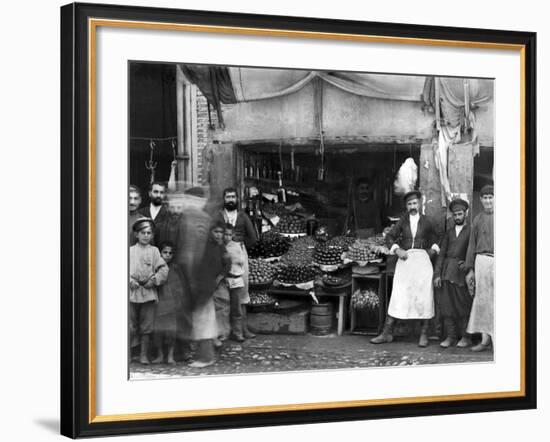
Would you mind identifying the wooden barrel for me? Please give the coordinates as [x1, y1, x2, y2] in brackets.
[310, 302, 333, 335]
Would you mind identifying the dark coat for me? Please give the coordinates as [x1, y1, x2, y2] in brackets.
[214, 210, 258, 249]
[434, 224, 471, 286]
[138, 204, 170, 245]
[385, 213, 438, 251]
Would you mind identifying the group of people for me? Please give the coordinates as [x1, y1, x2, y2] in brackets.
[128, 182, 259, 368]
[371, 185, 495, 352]
[128, 180, 495, 371]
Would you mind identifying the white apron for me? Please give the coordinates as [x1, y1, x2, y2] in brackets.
[467, 254, 494, 335]
[388, 249, 434, 319]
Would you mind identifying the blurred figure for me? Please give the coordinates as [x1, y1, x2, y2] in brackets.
[188, 220, 227, 368]
[349, 178, 382, 238]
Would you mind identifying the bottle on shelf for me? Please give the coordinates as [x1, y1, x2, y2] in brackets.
[277, 171, 287, 204]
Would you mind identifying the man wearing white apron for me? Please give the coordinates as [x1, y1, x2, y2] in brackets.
[371, 190, 440, 347]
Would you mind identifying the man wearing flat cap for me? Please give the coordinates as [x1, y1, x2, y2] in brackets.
[371, 189, 440, 347]
[433, 198, 473, 348]
[464, 184, 495, 352]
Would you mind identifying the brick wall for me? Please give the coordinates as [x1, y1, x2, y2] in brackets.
[195, 89, 232, 185]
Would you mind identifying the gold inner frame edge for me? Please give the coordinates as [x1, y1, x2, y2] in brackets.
[87, 18, 527, 423]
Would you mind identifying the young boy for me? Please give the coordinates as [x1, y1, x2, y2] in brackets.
[152, 241, 185, 365]
[223, 223, 254, 342]
[129, 218, 168, 365]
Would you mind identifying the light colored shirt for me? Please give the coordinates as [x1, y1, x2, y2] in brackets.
[409, 212, 420, 238]
[149, 203, 161, 220]
[224, 209, 238, 227]
[129, 243, 168, 303]
[455, 224, 465, 236]
[390, 213, 440, 254]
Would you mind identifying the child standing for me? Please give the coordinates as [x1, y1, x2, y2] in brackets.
[223, 223, 253, 342]
[129, 218, 168, 365]
[152, 241, 185, 365]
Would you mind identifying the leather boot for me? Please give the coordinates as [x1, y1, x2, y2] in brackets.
[440, 318, 458, 348]
[242, 306, 256, 339]
[370, 315, 394, 344]
[418, 320, 429, 348]
[139, 334, 151, 365]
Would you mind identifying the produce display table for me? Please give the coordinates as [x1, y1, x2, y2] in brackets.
[267, 286, 351, 336]
[350, 268, 388, 335]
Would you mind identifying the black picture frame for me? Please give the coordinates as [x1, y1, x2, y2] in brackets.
[61, 2, 537, 438]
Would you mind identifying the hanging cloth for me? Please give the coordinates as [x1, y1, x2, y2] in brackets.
[168, 139, 177, 191]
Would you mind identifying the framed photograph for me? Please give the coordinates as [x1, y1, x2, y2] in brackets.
[60, 2, 536, 438]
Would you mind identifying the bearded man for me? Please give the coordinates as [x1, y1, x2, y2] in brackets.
[138, 181, 169, 245]
[213, 187, 258, 340]
[370, 190, 440, 347]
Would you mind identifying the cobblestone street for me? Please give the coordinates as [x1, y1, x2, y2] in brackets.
[130, 333, 493, 379]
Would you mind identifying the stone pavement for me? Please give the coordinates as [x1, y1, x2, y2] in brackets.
[130, 333, 493, 379]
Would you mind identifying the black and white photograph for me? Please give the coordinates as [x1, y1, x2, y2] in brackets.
[128, 63, 495, 379]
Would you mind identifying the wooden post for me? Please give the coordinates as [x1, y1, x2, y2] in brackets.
[176, 65, 186, 187]
[448, 142, 475, 221]
[419, 142, 447, 236]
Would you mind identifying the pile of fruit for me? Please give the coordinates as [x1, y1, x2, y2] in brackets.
[345, 239, 383, 262]
[351, 288, 380, 310]
[313, 243, 344, 266]
[248, 258, 278, 285]
[275, 214, 306, 234]
[327, 236, 356, 251]
[249, 290, 277, 306]
[248, 231, 290, 258]
[280, 236, 316, 266]
[276, 264, 317, 285]
[261, 203, 288, 218]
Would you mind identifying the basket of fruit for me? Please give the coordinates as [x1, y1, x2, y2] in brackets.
[275, 214, 307, 236]
[248, 258, 278, 288]
[313, 243, 344, 271]
[280, 236, 315, 266]
[249, 289, 278, 308]
[248, 231, 290, 259]
[275, 264, 318, 289]
[342, 238, 386, 266]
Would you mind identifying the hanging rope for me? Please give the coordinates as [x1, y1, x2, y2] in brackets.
[145, 140, 157, 184]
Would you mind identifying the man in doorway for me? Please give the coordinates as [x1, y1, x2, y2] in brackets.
[138, 181, 169, 244]
[370, 190, 439, 347]
[213, 187, 258, 340]
[350, 178, 382, 237]
[129, 185, 143, 246]
[433, 198, 473, 348]
[464, 185, 495, 352]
